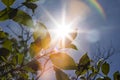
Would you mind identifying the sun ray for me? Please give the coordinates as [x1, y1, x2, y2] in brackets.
[41, 7, 59, 27]
[41, 4, 80, 48]
[61, 3, 66, 25]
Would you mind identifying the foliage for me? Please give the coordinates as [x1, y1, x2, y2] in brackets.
[0, 0, 37, 27]
[0, 0, 120, 80]
[50, 52, 77, 70]
[0, 30, 34, 79]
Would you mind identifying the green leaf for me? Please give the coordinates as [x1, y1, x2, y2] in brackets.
[1, 0, 15, 7]
[66, 44, 78, 50]
[13, 9, 33, 27]
[104, 77, 111, 80]
[76, 53, 90, 76]
[75, 68, 87, 76]
[0, 48, 10, 60]
[17, 53, 24, 65]
[12, 56, 17, 65]
[89, 66, 97, 73]
[50, 53, 77, 70]
[22, 2, 37, 13]
[0, 8, 9, 21]
[97, 77, 111, 80]
[1, 77, 6, 80]
[113, 71, 120, 80]
[0, 56, 7, 62]
[79, 53, 90, 67]
[23, 66, 35, 73]
[80, 76, 86, 80]
[3, 39, 12, 51]
[101, 62, 110, 75]
[96, 78, 104, 80]
[26, 0, 39, 2]
[97, 59, 103, 72]
[19, 73, 29, 79]
[54, 67, 70, 80]
[0, 31, 8, 39]
[75, 70, 80, 76]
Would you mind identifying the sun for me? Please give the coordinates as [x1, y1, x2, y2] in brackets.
[51, 20, 78, 48]
[54, 23, 73, 40]
[42, 5, 79, 47]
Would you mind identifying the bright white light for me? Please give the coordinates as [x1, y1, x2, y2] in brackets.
[42, 4, 79, 47]
[54, 23, 73, 40]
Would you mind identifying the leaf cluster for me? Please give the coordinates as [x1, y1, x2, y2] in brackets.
[0, 30, 36, 79]
[0, 0, 38, 27]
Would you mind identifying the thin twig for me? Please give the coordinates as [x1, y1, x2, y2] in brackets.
[36, 58, 50, 80]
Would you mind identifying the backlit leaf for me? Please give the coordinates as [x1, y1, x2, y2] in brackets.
[70, 28, 77, 40]
[13, 10, 33, 27]
[66, 44, 78, 50]
[101, 62, 110, 75]
[33, 22, 49, 40]
[27, 60, 41, 71]
[29, 42, 42, 57]
[30, 22, 51, 57]
[50, 52, 77, 70]
[1, 0, 15, 7]
[60, 28, 77, 48]
[54, 67, 70, 80]
[33, 23, 51, 47]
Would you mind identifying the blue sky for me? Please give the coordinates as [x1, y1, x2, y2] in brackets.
[0, 0, 120, 79]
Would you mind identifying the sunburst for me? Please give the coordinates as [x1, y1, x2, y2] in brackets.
[42, 5, 79, 48]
